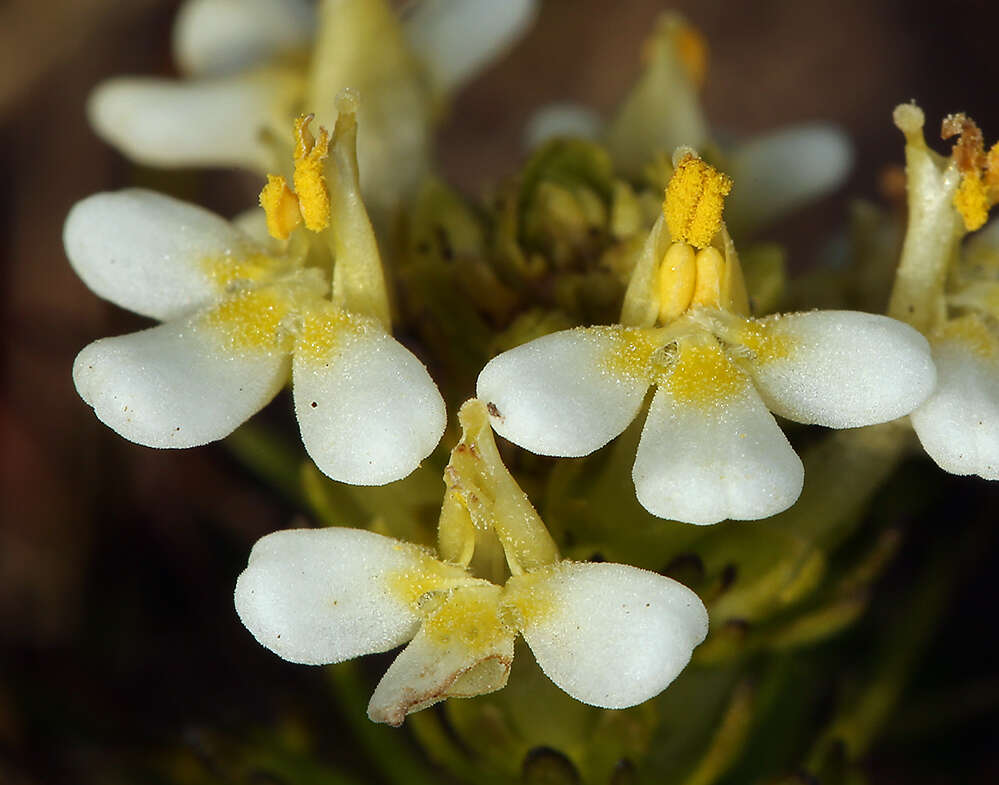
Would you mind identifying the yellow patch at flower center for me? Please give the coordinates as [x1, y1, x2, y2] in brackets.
[201, 251, 276, 291]
[736, 318, 795, 364]
[664, 341, 745, 406]
[294, 305, 364, 363]
[204, 287, 296, 353]
[422, 587, 509, 655]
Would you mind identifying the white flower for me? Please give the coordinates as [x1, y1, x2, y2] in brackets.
[234, 400, 708, 725]
[888, 105, 999, 480]
[68, 108, 445, 486]
[88, 0, 538, 214]
[476, 154, 935, 524]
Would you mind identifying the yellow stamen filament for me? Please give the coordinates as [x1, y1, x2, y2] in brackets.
[663, 154, 732, 249]
[292, 114, 331, 232]
[942, 113, 999, 231]
[258, 175, 301, 241]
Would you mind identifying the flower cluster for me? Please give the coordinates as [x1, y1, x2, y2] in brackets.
[65, 0, 998, 739]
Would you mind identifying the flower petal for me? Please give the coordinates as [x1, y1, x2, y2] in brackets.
[173, 0, 314, 77]
[476, 327, 652, 457]
[87, 68, 301, 170]
[633, 350, 803, 524]
[726, 124, 853, 231]
[403, 0, 538, 96]
[293, 318, 446, 486]
[744, 311, 936, 428]
[65, 189, 265, 320]
[911, 332, 999, 480]
[511, 562, 708, 709]
[235, 528, 445, 666]
[73, 303, 290, 448]
[367, 584, 513, 726]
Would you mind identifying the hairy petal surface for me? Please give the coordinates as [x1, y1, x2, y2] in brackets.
[293, 319, 446, 486]
[73, 312, 289, 449]
[476, 327, 652, 458]
[64, 189, 261, 320]
[746, 311, 936, 428]
[512, 562, 708, 709]
[912, 334, 999, 480]
[235, 528, 440, 665]
[367, 585, 513, 726]
[174, 0, 314, 77]
[634, 359, 803, 524]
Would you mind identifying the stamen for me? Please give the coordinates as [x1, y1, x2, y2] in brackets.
[292, 114, 331, 232]
[663, 153, 732, 250]
[942, 113, 998, 231]
[258, 174, 301, 241]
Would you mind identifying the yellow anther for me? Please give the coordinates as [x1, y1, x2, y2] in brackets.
[690, 247, 726, 309]
[259, 175, 302, 241]
[658, 242, 697, 322]
[663, 154, 732, 249]
[942, 113, 998, 231]
[292, 114, 331, 232]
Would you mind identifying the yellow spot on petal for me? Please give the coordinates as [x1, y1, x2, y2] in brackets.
[200, 251, 276, 291]
[292, 114, 331, 233]
[663, 340, 746, 407]
[664, 154, 732, 249]
[259, 175, 301, 241]
[203, 287, 297, 353]
[936, 314, 998, 360]
[736, 317, 795, 364]
[386, 551, 468, 609]
[294, 302, 366, 363]
[595, 326, 661, 383]
[502, 569, 559, 631]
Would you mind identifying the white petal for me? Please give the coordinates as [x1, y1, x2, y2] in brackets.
[512, 562, 708, 709]
[912, 336, 999, 480]
[727, 124, 853, 230]
[634, 374, 803, 525]
[65, 189, 263, 320]
[73, 310, 289, 448]
[367, 585, 514, 726]
[523, 102, 604, 150]
[403, 0, 538, 95]
[235, 528, 439, 666]
[87, 68, 299, 170]
[746, 311, 936, 428]
[293, 321, 446, 486]
[476, 327, 652, 458]
[174, 0, 314, 77]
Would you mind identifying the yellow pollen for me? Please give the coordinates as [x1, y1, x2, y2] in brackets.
[663, 340, 745, 407]
[663, 154, 732, 249]
[942, 113, 999, 231]
[259, 175, 301, 241]
[736, 317, 795, 364]
[259, 114, 332, 240]
[292, 114, 331, 232]
[295, 303, 364, 363]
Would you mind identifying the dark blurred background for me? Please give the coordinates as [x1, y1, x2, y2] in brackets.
[2, 1, 999, 783]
